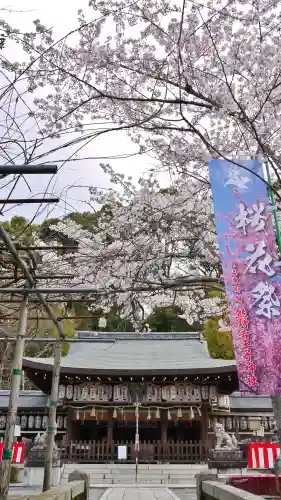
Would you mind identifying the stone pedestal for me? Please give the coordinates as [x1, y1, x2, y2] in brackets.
[208, 448, 247, 473]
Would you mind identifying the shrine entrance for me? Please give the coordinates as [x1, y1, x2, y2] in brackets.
[113, 420, 161, 442]
[167, 419, 201, 441]
[70, 419, 108, 441]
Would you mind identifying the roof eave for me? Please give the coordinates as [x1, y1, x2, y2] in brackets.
[22, 358, 237, 375]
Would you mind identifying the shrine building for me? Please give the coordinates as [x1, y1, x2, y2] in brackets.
[1, 331, 275, 463]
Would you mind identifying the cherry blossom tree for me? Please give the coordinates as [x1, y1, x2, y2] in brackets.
[5, 0, 280, 191]
[34, 171, 225, 326]
[3, 0, 281, 323]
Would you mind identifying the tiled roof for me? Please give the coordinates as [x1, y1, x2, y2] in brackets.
[0, 390, 48, 409]
[23, 332, 236, 375]
[230, 392, 273, 411]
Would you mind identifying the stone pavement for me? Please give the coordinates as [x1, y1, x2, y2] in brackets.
[99, 487, 185, 500]
[8, 486, 196, 500]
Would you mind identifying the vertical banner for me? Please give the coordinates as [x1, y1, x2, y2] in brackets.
[209, 159, 281, 395]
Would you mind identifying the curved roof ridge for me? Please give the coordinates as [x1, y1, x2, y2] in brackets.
[77, 331, 203, 341]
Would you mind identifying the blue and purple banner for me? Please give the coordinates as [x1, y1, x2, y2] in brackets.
[209, 159, 281, 395]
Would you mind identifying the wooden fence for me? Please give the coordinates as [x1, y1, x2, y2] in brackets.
[59, 440, 209, 464]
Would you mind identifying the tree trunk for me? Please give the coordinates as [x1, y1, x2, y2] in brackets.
[0, 295, 28, 500]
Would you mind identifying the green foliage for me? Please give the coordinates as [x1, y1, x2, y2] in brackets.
[66, 211, 100, 230]
[2, 216, 38, 244]
[71, 302, 133, 332]
[145, 306, 200, 332]
[38, 217, 60, 239]
[204, 316, 234, 360]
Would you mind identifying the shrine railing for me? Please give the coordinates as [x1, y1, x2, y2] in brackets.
[59, 440, 209, 464]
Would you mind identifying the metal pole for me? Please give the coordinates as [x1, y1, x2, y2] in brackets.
[0, 246, 78, 251]
[0, 293, 28, 500]
[0, 275, 75, 280]
[264, 161, 281, 476]
[0, 299, 97, 303]
[0, 224, 64, 339]
[0, 337, 115, 343]
[0, 198, 60, 204]
[43, 342, 61, 492]
[0, 288, 102, 294]
[0, 165, 57, 175]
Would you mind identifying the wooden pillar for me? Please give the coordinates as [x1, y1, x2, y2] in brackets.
[161, 409, 168, 443]
[107, 409, 114, 443]
[67, 407, 75, 441]
[201, 405, 209, 446]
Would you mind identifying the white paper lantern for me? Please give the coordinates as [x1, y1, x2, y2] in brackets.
[74, 385, 81, 401]
[35, 415, 42, 429]
[239, 417, 248, 431]
[0, 416, 6, 429]
[66, 385, 74, 400]
[209, 385, 218, 403]
[28, 415, 35, 429]
[58, 385, 66, 399]
[57, 416, 63, 428]
[81, 386, 89, 400]
[194, 386, 201, 402]
[201, 386, 209, 400]
[42, 416, 48, 429]
[90, 385, 97, 401]
[20, 415, 27, 429]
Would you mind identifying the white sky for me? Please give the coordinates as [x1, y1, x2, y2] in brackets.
[0, 0, 152, 222]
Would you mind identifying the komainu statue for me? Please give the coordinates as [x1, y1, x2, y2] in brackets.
[214, 423, 238, 449]
[33, 430, 57, 450]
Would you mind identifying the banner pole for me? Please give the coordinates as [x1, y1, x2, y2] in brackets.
[264, 161, 281, 484]
[265, 161, 281, 254]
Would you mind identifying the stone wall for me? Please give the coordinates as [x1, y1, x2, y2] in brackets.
[8, 480, 87, 500]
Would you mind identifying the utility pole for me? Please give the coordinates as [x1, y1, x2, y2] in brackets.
[43, 342, 61, 492]
[0, 293, 28, 500]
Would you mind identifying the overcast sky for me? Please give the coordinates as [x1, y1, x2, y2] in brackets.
[0, 0, 151, 223]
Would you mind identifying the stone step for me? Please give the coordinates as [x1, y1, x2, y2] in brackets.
[63, 463, 206, 470]
[63, 469, 201, 476]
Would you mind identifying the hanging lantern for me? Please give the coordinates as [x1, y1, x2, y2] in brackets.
[177, 408, 182, 419]
[167, 409, 171, 421]
[91, 407, 96, 417]
[113, 408, 117, 419]
[75, 410, 80, 420]
[147, 408, 151, 420]
[57, 416, 63, 429]
[35, 415, 42, 429]
[156, 408, 160, 419]
[190, 407, 194, 419]
[42, 416, 48, 429]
